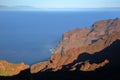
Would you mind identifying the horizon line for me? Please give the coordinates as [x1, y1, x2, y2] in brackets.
[0, 7, 120, 11]
[0, 5, 120, 9]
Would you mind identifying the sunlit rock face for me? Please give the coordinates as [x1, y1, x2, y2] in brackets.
[54, 18, 120, 54]
[0, 60, 29, 76]
[31, 18, 120, 73]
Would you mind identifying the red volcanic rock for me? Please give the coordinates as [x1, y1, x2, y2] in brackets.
[54, 28, 90, 54]
[31, 61, 49, 73]
[80, 59, 109, 71]
[0, 60, 29, 76]
[31, 18, 120, 73]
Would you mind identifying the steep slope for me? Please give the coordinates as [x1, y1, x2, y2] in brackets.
[31, 18, 120, 73]
[31, 39, 120, 80]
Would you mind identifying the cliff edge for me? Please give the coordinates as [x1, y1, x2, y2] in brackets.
[31, 18, 120, 73]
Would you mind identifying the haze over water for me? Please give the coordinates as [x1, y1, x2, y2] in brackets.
[0, 9, 120, 65]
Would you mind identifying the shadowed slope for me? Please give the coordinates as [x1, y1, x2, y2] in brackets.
[31, 18, 120, 72]
[31, 40, 120, 80]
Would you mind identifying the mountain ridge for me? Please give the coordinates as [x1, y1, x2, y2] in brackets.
[31, 18, 120, 73]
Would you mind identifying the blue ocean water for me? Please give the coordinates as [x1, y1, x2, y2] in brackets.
[0, 9, 120, 65]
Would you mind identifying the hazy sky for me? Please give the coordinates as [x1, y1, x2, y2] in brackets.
[0, 0, 120, 8]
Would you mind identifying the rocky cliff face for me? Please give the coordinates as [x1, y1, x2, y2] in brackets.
[31, 18, 120, 73]
[54, 18, 120, 54]
[0, 60, 29, 76]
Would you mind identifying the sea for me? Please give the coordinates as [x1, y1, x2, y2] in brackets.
[0, 8, 120, 65]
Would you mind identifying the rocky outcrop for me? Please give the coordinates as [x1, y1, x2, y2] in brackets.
[31, 61, 48, 73]
[0, 60, 29, 76]
[31, 18, 120, 73]
[80, 59, 109, 71]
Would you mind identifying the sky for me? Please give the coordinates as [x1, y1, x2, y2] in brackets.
[0, 0, 120, 8]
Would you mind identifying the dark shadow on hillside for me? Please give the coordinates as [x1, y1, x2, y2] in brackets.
[0, 69, 31, 80]
[1, 40, 120, 80]
[31, 39, 120, 80]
